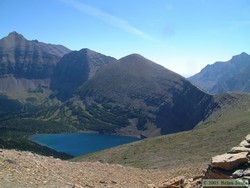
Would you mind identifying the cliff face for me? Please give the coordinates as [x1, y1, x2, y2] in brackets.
[0, 31, 71, 79]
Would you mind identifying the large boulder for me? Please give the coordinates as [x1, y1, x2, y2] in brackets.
[232, 169, 244, 178]
[211, 152, 248, 170]
[204, 134, 250, 181]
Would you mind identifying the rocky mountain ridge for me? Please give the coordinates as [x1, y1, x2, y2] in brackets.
[189, 52, 250, 94]
[0, 31, 71, 95]
[0, 31, 71, 78]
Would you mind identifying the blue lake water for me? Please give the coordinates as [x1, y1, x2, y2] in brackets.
[29, 133, 140, 157]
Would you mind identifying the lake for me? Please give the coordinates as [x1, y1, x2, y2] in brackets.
[29, 133, 140, 157]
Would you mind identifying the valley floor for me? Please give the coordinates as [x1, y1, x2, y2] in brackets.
[0, 149, 204, 188]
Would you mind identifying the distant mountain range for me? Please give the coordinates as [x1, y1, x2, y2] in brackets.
[189, 52, 250, 94]
[1, 31, 250, 142]
[0, 31, 221, 140]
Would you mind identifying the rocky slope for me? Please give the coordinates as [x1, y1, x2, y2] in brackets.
[204, 134, 250, 182]
[0, 31, 70, 79]
[189, 52, 250, 94]
[0, 31, 71, 95]
[0, 149, 173, 188]
[149, 133, 250, 188]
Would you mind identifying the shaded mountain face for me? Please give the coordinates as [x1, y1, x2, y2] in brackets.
[51, 48, 117, 101]
[78, 54, 216, 136]
[0, 31, 71, 79]
[189, 52, 250, 94]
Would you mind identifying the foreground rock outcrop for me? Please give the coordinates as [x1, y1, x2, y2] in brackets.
[204, 134, 250, 180]
[158, 134, 250, 188]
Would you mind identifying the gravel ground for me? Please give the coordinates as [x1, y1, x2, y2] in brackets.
[0, 149, 179, 188]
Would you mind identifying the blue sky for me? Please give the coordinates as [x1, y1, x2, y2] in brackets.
[1, 0, 250, 77]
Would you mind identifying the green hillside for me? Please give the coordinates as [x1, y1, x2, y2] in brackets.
[73, 93, 250, 176]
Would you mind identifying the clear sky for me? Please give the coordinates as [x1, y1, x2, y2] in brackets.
[1, 0, 250, 77]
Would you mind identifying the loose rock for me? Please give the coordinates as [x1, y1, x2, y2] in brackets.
[160, 176, 185, 188]
[240, 140, 250, 148]
[243, 168, 250, 176]
[211, 152, 248, 170]
[0, 149, 173, 188]
[73, 184, 83, 188]
[204, 134, 250, 182]
[148, 183, 156, 188]
[204, 165, 232, 179]
[232, 169, 244, 178]
[245, 134, 250, 142]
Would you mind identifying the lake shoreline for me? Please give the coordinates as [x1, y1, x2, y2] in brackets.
[29, 133, 141, 157]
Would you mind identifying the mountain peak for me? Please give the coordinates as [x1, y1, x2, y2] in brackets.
[79, 48, 92, 53]
[119, 53, 169, 73]
[240, 52, 249, 56]
[230, 52, 250, 63]
[0, 31, 71, 79]
[8, 31, 20, 36]
[79, 48, 99, 56]
[119, 53, 145, 61]
[189, 52, 250, 94]
[78, 48, 109, 57]
[7, 31, 26, 40]
[126, 53, 144, 58]
[233, 52, 249, 58]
